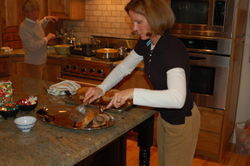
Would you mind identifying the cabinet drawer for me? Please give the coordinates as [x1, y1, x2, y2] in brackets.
[196, 130, 221, 154]
[199, 107, 223, 133]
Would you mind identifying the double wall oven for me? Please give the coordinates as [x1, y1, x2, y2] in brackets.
[169, 0, 235, 110]
[182, 38, 231, 110]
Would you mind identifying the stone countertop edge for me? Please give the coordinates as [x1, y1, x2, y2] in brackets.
[0, 107, 155, 166]
[0, 75, 155, 166]
[0, 49, 66, 59]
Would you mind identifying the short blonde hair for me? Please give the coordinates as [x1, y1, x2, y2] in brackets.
[22, 0, 40, 13]
[125, 0, 175, 36]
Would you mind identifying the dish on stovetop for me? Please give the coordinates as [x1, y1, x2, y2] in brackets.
[36, 107, 114, 130]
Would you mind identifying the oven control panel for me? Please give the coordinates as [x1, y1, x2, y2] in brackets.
[61, 57, 114, 81]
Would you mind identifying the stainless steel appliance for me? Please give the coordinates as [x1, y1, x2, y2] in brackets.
[61, 36, 137, 87]
[170, 0, 235, 38]
[181, 37, 231, 110]
[61, 55, 116, 86]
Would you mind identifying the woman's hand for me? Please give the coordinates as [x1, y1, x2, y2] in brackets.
[46, 33, 56, 41]
[46, 16, 58, 22]
[106, 88, 134, 109]
[83, 87, 104, 104]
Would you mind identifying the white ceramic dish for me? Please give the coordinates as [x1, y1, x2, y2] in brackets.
[14, 116, 37, 132]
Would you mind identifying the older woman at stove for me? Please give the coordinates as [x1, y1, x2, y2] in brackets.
[19, 0, 58, 79]
[82, 0, 200, 166]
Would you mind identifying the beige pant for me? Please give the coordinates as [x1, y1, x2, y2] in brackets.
[20, 63, 48, 80]
[157, 104, 200, 166]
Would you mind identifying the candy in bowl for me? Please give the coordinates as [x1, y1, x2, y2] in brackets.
[17, 96, 38, 112]
[0, 103, 19, 119]
[14, 116, 37, 132]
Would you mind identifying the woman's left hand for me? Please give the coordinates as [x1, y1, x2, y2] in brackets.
[106, 88, 134, 109]
[46, 16, 58, 22]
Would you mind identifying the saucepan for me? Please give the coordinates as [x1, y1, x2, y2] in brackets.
[94, 48, 121, 60]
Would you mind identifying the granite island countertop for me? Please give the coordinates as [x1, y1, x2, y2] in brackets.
[0, 76, 155, 166]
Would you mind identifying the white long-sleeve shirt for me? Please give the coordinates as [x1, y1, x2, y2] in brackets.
[97, 50, 186, 109]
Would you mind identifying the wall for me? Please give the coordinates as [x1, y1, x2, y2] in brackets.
[0, 0, 4, 46]
[233, 1, 250, 142]
[62, 0, 134, 43]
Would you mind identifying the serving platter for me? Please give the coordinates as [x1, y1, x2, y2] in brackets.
[36, 107, 114, 130]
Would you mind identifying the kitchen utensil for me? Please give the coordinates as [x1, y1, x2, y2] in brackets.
[53, 44, 71, 56]
[36, 107, 55, 122]
[70, 43, 96, 56]
[95, 48, 122, 60]
[64, 90, 85, 106]
[14, 116, 37, 132]
[99, 105, 107, 113]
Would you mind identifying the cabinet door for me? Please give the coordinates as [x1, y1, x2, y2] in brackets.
[0, 57, 10, 74]
[48, 0, 85, 20]
[48, 0, 70, 19]
[5, 0, 25, 27]
[46, 58, 62, 82]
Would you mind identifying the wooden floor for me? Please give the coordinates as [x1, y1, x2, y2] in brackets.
[126, 139, 250, 166]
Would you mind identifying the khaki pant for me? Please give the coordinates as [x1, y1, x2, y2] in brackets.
[157, 104, 200, 166]
[20, 63, 48, 80]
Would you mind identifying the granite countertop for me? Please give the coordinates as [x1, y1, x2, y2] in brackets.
[0, 49, 66, 59]
[0, 49, 145, 70]
[0, 76, 155, 166]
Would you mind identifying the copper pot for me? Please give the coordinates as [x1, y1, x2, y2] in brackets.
[95, 48, 121, 60]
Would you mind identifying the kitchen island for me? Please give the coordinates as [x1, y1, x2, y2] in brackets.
[0, 76, 155, 166]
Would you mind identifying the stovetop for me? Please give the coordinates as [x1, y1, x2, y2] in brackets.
[69, 54, 122, 64]
[61, 54, 121, 81]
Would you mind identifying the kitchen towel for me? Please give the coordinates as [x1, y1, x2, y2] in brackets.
[47, 80, 81, 96]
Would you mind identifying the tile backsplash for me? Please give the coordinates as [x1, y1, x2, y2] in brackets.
[63, 0, 136, 44]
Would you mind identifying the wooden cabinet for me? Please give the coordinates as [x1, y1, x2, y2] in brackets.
[48, 0, 85, 20]
[0, 57, 10, 75]
[3, 0, 25, 27]
[2, 0, 47, 27]
[2, 26, 22, 49]
[8, 56, 24, 76]
[115, 69, 151, 90]
[1, 0, 47, 48]
[195, 107, 224, 161]
[46, 57, 62, 82]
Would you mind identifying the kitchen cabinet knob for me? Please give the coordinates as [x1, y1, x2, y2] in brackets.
[81, 68, 87, 72]
[73, 65, 78, 71]
[65, 64, 71, 71]
[97, 69, 104, 74]
[90, 68, 95, 73]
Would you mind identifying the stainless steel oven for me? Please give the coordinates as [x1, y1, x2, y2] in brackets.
[170, 0, 235, 38]
[189, 52, 229, 110]
[179, 37, 231, 110]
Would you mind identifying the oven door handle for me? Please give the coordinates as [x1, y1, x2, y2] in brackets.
[189, 56, 206, 60]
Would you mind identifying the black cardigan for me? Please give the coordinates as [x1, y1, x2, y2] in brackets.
[134, 31, 193, 125]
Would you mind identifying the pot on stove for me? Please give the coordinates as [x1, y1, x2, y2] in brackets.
[95, 48, 122, 60]
[70, 43, 96, 56]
